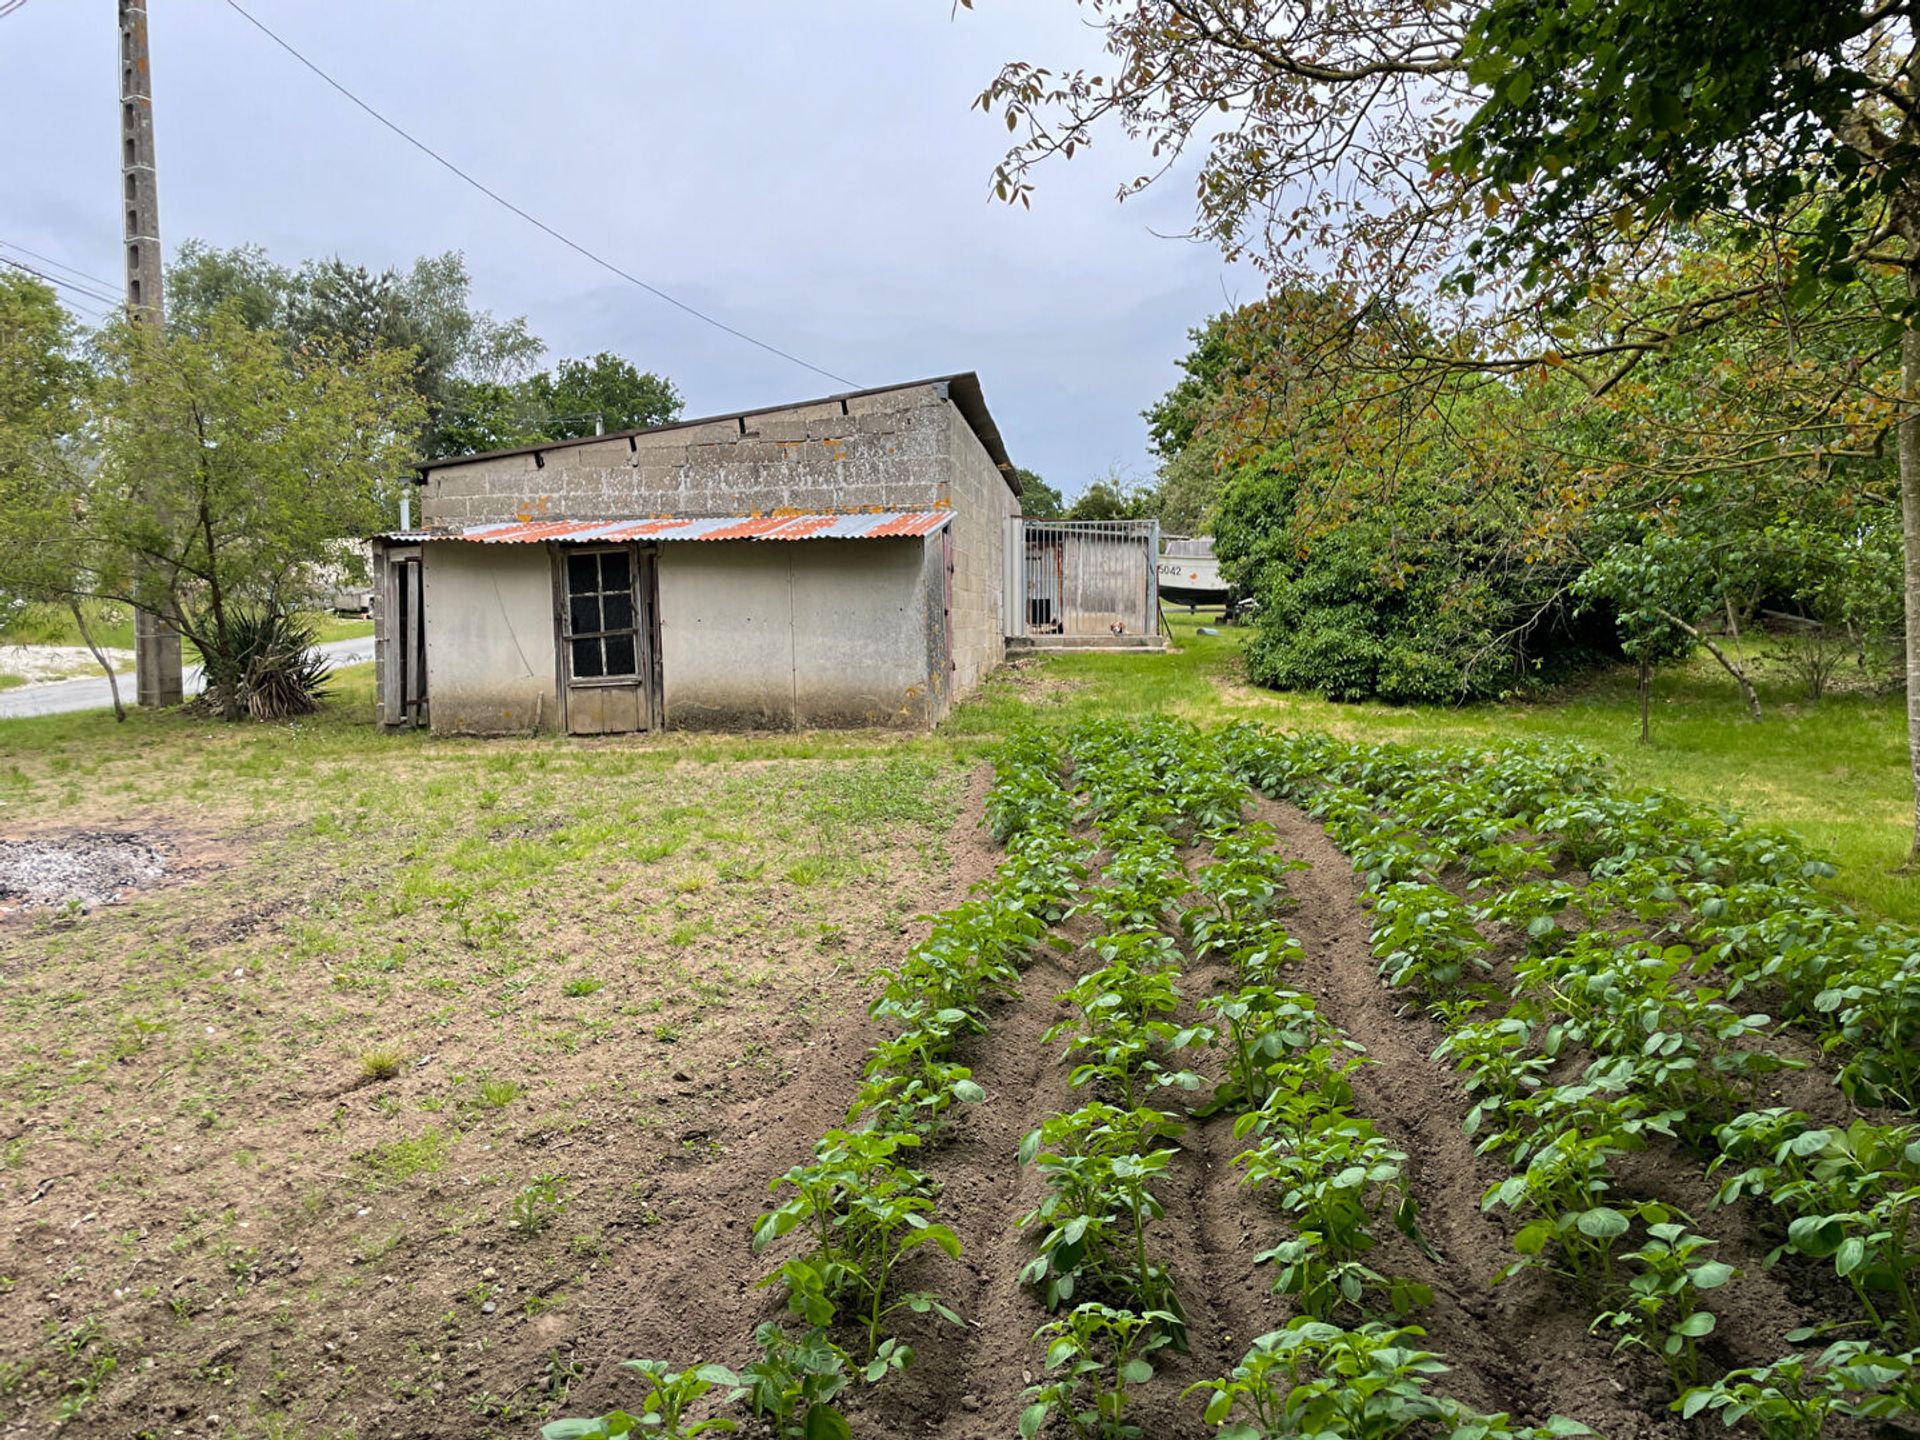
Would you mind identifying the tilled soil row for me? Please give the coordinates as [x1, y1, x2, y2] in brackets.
[1257, 791, 1832, 1440]
[571, 773, 1792, 1440]
[561, 763, 1006, 1434]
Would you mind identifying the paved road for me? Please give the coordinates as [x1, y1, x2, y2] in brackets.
[0, 636, 376, 720]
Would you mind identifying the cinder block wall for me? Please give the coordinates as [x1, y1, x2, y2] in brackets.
[940, 402, 1017, 697]
[419, 385, 955, 526]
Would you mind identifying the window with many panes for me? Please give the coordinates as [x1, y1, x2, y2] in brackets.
[565, 548, 638, 680]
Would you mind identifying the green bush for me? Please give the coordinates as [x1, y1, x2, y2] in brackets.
[197, 605, 331, 720]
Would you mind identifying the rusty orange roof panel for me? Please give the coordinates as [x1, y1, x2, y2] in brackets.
[443, 512, 955, 545]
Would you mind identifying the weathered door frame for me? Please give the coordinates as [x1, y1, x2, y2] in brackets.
[379, 545, 427, 728]
[550, 541, 662, 735]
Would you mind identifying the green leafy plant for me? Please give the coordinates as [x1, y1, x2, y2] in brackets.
[735, 1322, 852, 1440]
[1676, 1342, 1917, 1440]
[540, 1359, 740, 1438]
[753, 1129, 964, 1360]
[1590, 1216, 1737, 1394]
[1185, 1320, 1595, 1440]
[511, 1173, 569, 1236]
[1019, 1303, 1178, 1440]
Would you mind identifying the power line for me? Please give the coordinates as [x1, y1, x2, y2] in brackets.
[0, 256, 119, 319]
[221, 0, 863, 391]
[0, 1, 35, 19]
[0, 238, 119, 292]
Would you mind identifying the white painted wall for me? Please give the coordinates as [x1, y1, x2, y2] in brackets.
[658, 539, 937, 729]
[422, 542, 558, 734]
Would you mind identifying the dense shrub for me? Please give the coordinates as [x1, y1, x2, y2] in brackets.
[196, 605, 331, 720]
[1236, 506, 1597, 705]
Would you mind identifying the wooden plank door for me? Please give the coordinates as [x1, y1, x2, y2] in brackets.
[557, 544, 656, 736]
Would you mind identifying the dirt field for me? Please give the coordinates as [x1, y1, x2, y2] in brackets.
[0, 731, 968, 1439]
[541, 790, 1855, 1440]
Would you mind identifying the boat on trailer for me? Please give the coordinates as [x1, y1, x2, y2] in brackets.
[1157, 536, 1230, 608]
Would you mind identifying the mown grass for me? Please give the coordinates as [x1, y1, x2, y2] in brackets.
[0, 599, 372, 654]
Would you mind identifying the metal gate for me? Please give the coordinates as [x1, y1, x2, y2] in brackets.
[1003, 519, 1159, 638]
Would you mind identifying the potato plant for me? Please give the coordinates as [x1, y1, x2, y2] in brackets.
[1185, 1320, 1596, 1440]
[1590, 1217, 1737, 1395]
[1019, 1303, 1179, 1440]
[540, 1359, 742, 1439]
[1677, 1342, 1920, 1440]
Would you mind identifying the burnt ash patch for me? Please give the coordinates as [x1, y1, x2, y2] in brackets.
[0, 831, 166, 911]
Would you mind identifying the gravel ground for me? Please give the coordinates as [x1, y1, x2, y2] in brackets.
[0, 643, 134, 684]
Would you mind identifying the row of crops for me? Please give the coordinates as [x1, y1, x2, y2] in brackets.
[1218, 723, 1920, 1436]
[1013, 720, 1595, 1439]
[547, 716, 1920, 1438]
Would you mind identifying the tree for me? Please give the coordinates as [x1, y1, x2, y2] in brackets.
[1576, 532, 1765, 734]
[0, 273, 125, 717]
[168, 242, 544, 457]
[0, 303, 423, 719]
[519, 353, 682, 441]
[974, 0, 1920, 859]
[1015, 467, 1066, 519]
[1067, 472, 1154, 521]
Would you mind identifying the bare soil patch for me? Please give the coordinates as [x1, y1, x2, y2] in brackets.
[0, 751, 964, 1439]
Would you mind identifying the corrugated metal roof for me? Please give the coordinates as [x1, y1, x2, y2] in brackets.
[427, 511, 955, 545]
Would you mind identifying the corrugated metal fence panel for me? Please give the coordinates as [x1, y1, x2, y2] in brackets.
[1011, 520, 1156, 638]
[1004, 517, 1027, 638]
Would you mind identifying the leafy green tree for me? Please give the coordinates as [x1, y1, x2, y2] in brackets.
[0, 302, 423, 719]
[974, 0, 1920, 855]
[518, 353, 681, 441]
[168, 242, 544, 456]
[0, 272, 126, 715]
[1015, 467, 1065, 519]
[427, 379, 548, 457]
[1067, 473, 1153, 521]
[1150, 444, 1224, 536]
[1576, 533, 1761, 739]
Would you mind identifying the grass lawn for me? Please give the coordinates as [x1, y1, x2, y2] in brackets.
[0, 600, 373, 657]
[0, 614, 1911, 1435]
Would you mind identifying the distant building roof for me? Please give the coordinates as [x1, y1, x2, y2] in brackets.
[413, 372, 1019, 495]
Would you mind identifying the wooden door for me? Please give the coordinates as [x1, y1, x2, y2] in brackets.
[556, 544, 657, 736]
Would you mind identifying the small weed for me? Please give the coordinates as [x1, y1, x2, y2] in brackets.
[361, 1127, 452, 1184]
[509, 1173, 568, 1236]
[561, 977, 604, 998]
[358, 1047, 404, 1082]
[477, 1079, 524, 1109]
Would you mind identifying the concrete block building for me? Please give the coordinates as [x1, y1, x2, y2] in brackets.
[372, 374, 1020, 735]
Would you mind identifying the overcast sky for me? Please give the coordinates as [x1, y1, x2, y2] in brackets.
[1, 1, 1257, 497]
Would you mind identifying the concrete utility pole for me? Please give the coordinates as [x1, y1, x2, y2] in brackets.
[121, 0, 183, 706]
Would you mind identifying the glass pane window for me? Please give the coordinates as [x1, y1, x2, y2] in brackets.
[564, 546, 640, 680]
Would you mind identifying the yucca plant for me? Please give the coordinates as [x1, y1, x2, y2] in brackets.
[196, 603, 331, 720]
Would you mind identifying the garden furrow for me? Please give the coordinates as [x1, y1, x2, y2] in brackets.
[1258, 791, 1688, 1439]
